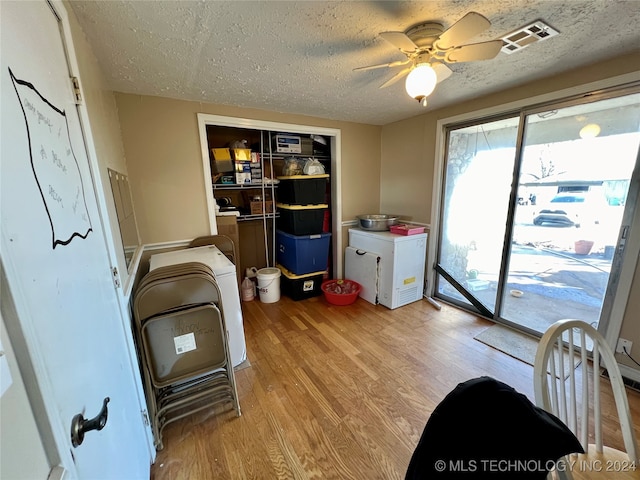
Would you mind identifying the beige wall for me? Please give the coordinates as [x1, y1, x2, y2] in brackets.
[381, 116, 436, 223]
[618, 231, 640, 371]
[67, 0, 137, 281]
[114, 94, 382, 246]
[379, 53, 640, 373]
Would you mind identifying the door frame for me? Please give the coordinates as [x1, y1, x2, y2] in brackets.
[427, 71, 640, 353]
[1, 0, 155, 474]
[196, 113, 343, 277]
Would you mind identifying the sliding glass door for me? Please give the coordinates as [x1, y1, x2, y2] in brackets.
[436, 115, 520, 317]
[435, 88, 640, 336]
[503, 94, 639, 334]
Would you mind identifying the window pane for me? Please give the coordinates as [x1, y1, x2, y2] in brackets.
[437, 116, 520, 312]
[504, 93, 640, 333]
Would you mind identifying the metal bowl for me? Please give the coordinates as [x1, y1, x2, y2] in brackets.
[357, 214, 399, 231]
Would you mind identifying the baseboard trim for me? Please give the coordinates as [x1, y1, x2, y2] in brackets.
[619, 364, 640, 389]
[142, 239, 191, 251]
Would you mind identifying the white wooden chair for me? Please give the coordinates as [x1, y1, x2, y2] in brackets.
[534, 319, 639, 479]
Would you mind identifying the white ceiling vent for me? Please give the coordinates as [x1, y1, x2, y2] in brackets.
[500, 20, 559, 54]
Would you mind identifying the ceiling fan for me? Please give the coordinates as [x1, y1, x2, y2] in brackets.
[355, 12, 503, 106]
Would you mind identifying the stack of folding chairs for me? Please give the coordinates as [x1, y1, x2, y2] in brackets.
[133, 261, 241, 450]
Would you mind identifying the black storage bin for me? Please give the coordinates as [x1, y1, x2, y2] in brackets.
[277, 203, 327, 235]
[277, 174, 329, 205]
[278, 265, 325, 301]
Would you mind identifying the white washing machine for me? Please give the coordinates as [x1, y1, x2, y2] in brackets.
[149, 245, 247, 367]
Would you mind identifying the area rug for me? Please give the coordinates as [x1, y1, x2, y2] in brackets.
[475, 324, 580, 377]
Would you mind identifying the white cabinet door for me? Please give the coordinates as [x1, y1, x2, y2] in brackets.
[1, 1, 150, 478]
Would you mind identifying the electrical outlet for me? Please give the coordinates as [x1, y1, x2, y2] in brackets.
[616, 338, 633, 354]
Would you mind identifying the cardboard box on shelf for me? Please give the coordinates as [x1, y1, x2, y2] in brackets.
[234, 161, 251, 184]
[211, 148, 233, 173]
[301, 137, 313, 155]
[212, 148, 231, 161]
[250, 201, 274, 215]
[273, 134, 302, 154]
[242, 189, 271, 201]
[232, 148, 252, 161]
[250, 164, 262, 182]
[241, 189, 273, 214]
[235, 172, 251, 184]
[235, 161, 251, 173]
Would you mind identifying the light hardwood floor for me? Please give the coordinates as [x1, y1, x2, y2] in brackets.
[150, 295, 640, 480]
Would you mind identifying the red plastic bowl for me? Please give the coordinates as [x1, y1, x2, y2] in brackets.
[321, 279, 361, 306]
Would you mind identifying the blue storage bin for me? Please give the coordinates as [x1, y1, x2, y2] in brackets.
[277, 230, 331, 275]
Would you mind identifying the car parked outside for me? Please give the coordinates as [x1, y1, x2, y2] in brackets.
[532, 192, 608, 227]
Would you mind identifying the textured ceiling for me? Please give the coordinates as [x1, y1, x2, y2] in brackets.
[69, 0, 640, 125]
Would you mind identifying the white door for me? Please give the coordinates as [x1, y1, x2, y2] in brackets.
[1, 1, 150, 478]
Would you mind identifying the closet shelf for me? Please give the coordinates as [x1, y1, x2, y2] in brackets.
[213, 183, 278, 190]
[237, 213, 279, 222]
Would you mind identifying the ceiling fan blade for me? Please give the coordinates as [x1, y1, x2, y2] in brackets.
[435, 12, 491, 50]
[445, 40, 503, 63]
[432, 63, 453, 83]
[353, 59, 410, 71]
[379, 67, 412, 88]
[379, 31, 418, 52]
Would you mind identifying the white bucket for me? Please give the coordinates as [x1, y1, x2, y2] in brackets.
[257, 267, 281, 303]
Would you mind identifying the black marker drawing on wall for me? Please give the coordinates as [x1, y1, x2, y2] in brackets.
[9, 68, 92, 249]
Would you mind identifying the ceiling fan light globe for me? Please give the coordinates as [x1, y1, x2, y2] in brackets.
[405, 64, 437, 101]
[580, 123, 601, 139]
